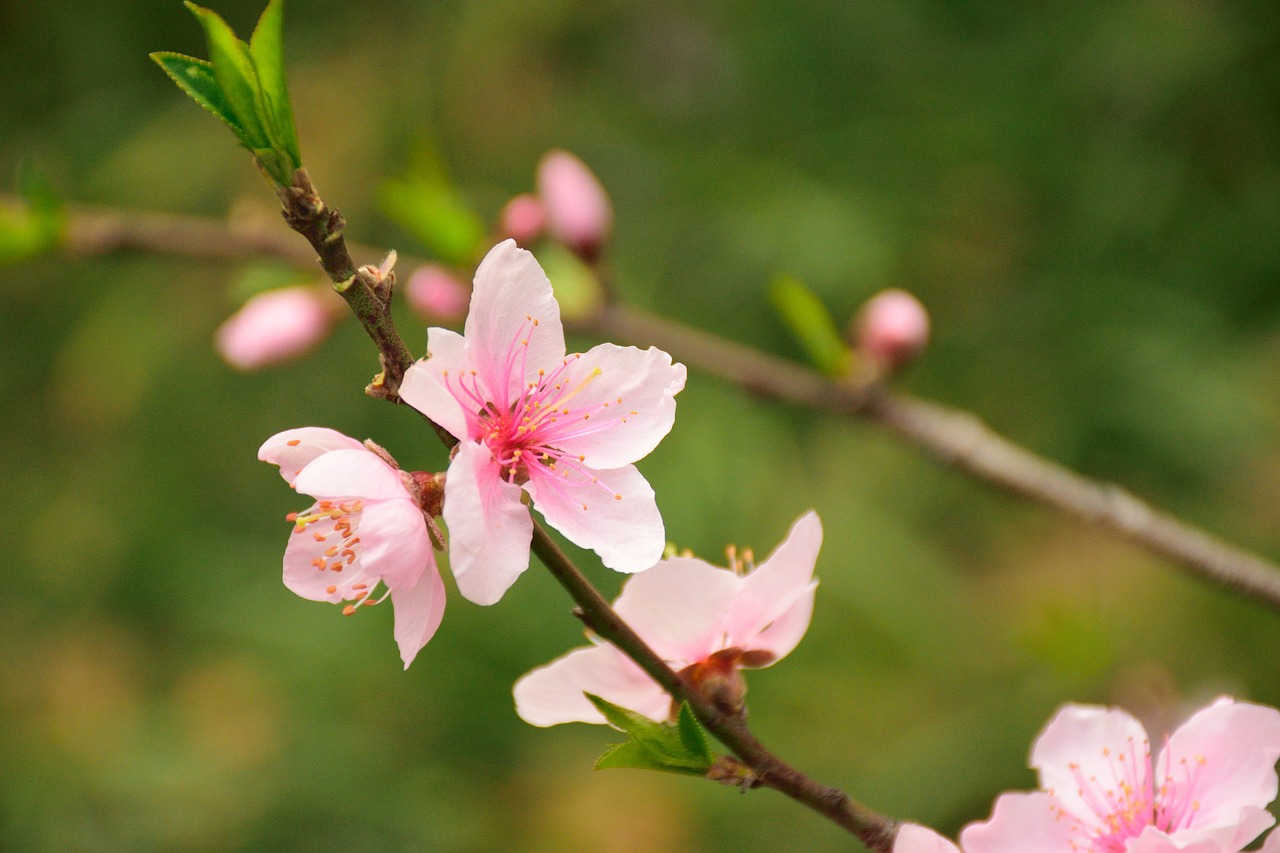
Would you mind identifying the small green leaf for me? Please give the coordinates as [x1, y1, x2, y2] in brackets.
[184, 2, 269, 149]
[381, 177, 486, 266]
[248, 0, 300, 170]
[676, 702, 714, 763]
[535, 243, 603, 321]
[769, 273, 852, 377]
[151, 52, 246, 139]
[585, 694, 718, 777]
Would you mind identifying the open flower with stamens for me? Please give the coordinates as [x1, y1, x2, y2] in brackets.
[513, 512, 821, 726]
[894, 697, 1280, 853]
[399, 239, 686, 606]
[259, 427, 446, 668]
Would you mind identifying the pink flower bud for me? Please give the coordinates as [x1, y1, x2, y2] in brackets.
[499, 193, 548, 245]
[854, 289, 930, 370]
[215, 286, 338, 371]
[536, 150, 613, 260]
[404, 264, 470, 323]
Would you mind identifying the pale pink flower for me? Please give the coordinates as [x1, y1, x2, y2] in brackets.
[259, 427, 446, 668]
[399, 240, 686, 606]
[404, 264, 470, 323]
[854, 288, 930, 370]
[513, 512, 821, 726]
[536, 150, 612, 259]
[216, 285, 339, 370]
[893, 697, 1280, 853]
[499, 193, 548, 245]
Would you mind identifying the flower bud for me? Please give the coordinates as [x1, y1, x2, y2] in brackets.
[499, 193, 547, 245]
[852, 288, 930, 371]
[404, 264, 470, 323]
[215, 286, 338, 371]
[536, 150, 612, 261]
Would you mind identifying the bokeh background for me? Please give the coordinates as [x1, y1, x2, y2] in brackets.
[5, 1, 1280, 850]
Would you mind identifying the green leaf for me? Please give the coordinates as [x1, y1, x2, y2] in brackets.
[676, 702, 714, 764]
[585, 694, 718, 777]
[184, 2, 269, 149]
[380, 176, 486, 267]
[535, 243, 604, 321]
[150, 52, 246, 139]
[769, 273, 852, 377]
[248, 0, 300, 170]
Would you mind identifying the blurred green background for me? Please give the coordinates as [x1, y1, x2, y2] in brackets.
[6, 1, 1280, 850]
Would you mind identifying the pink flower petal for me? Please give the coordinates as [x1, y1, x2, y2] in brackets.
[893, 824, 961, 853]
[727, 511, 822, 656]
[443, 441, 534, 605]
[1156, 697, 1280, 843]
[215, 285, 335, 371]
[958, 791, 1077, 853]
[258, 427, 365, 484]
[391, 562, 447, 669]
[537, 150, 613, 256]
[539, 343, 687, 470]
[1124, 826, 1236, 853]
[400, 327, 474, 442]
[292, 448, 410, 502]
[464, 240, 565, 404]
[526, 461, 664, 573]
[1029, 703, 1150, 827]
[356, 497, 434, 592]
[282, 503, 378, 603]
[611, 557, 743, 664]
[1261, 827, 1280, 853]
[514, 643, 669, 726]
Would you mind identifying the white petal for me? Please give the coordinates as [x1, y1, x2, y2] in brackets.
[465, 240, 565, 404]
[892, 824, 961, 853]
[442, 441, 533, 605]
[536, 343, 686, 470]
[258, 427, 364, 483]
[293, 448, 409, 502]
[400, 328, 473, 442]
[958, 792, 1079, 853]
[357, 496, 433, 592]
[391, 562, 447, 669]
[526, 462, 664, 573]
[728, 511, 822, 653]
[513, 643, 669, 726]
[613, 557, 742, 664]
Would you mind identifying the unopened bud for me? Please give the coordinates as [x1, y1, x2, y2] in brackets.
[499, 193, 548, 245]
[404, 263, 470, 323]
[853, 288, 930, 371]
[536, 150, 612, 261]
[215, 286, 338, 371]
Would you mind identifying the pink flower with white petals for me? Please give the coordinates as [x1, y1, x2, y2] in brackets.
[513, 511, 821, 726]
[259, 428, 446, 669]
[399, 240, 686, 606]
[893, 697, 1280, 853]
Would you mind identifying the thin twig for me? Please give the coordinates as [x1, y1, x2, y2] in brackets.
[44, 198, 1280, 610]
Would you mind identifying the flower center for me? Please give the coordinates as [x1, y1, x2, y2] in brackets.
[1050, 736, 1205, 852]
[288, 500, 388, 615]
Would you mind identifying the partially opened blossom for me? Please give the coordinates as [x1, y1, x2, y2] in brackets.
[513, 511, 822, 726]
[215, 285, 340, 370]
[259, 428, 446, 668]
[399, 239, 686, 606]
[499, 193, 548, 245]
[892, 697, 1280, 853]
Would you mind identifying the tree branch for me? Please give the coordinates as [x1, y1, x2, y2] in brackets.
[44, 197, 1280, 611]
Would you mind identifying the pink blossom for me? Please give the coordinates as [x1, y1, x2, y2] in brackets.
[399, 240, 686, 606]
[259, 428, 446, 668]
[215, 286, 339, 370]
[404, 264, 470, 323]
[893, 697, 1280, 853]
[499, 193, 548, 245]
[854, 288, 930, 370]
[512, 512, 821, 726]
[536, 150, 613, 259]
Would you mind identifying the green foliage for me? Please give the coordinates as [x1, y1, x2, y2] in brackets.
[587, 694, 718, 776]
[0, 164, 62, 266]
[535, 243, 604, 321]
[769, 274, 851, 376]
[150, 0, 300, 185]
[380, 145, 487, 267]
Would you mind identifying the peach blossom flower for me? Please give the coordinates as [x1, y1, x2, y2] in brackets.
[399, 240, 685, 606]
[216, 286, 338, 370]
[536, 150, 612, 259]
[513, 512, 821, 726]
[259, 428, 445, 668]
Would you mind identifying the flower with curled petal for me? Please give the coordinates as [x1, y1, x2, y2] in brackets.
[259, 427, 446, 668]
[513, 511, 821, 726]
[399, 239, 686, 606]
[894, 697, 1280, 853]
